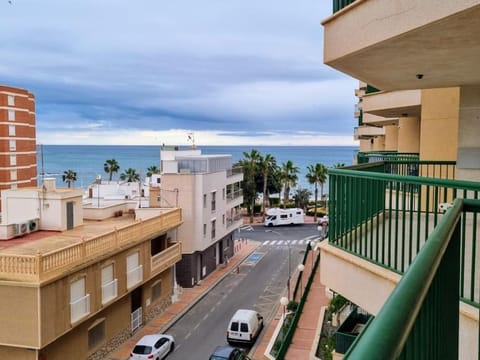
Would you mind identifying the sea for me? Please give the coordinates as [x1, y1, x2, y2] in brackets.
[37, 145, 358, 193]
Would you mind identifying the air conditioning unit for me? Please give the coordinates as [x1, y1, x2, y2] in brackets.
[28, 219, 40, 233]
[15, 222, 28, 236]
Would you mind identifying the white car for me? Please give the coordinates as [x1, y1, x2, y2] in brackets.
[130, 334, 175, 360]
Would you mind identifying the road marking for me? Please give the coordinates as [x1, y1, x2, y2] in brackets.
[270, 240, 277, 245]
[291, 240, 298, 245]
[203, 314, 209, 321]
[210, 307, 216, 313]
[243, 252, 266, 265]
[185, 332, 191, 339]
[263, 240, 270, 245]
[193, 323, 200, 330]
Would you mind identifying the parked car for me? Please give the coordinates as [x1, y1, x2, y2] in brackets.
[209, 345, 246, 360]
[227, 309, 263, 345]
[130, 334, 175, 360]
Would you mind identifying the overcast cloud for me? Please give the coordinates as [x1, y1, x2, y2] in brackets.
[0, 0, 358, 146]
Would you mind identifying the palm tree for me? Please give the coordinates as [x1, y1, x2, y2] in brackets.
[258, 154, 277, 221]
[280, 160, 300, 205]
[242, 149, 262, 223]
[104, 159, 120, 181]
[294, 188, 312, 211]
[62, 169, 77, 188]
[306, 163, 328, 222]
[120, 168, 140, 182]
[146, 165, 159, 177]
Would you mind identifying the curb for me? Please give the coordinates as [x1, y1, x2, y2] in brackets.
[159, 241, 261, 333]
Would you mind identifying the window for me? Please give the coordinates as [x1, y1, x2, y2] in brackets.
[203, 194, 207, 208]
[222, 214, 225, 225]
[70, 277, 90, 323]
[9, 155, 16, 166]
[151, 280, 162, 301]
[222, 188, 225, 200]
[8, 110, 15, 121]
[7, 95, 14, 106]
[203, 224, 207, 237]
[88, 319, 105, 350]
[10, 170, 17, 181]
[230, 322, 239, 331]
[240, 323, 249, 332]
[8, 125, 15, 136]
[126, 252, 143, 289]
[211, 191, 216, 211]
[9, 139, 16, 151]
[211, 220, 216, 239]
[101, 263, 117, 304]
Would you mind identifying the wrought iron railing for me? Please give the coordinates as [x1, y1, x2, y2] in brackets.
[344, 199, 477, 359]
[329, 161, 479, 307]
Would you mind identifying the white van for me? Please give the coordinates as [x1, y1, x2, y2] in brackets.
[264, 208, 305, 227]
[226, 309, 264, 345]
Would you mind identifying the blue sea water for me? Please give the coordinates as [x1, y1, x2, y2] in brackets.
[37, 145, 358, 192]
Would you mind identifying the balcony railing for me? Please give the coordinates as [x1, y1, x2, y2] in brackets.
[151, 243, 182, 276]
[329, 161, 479, 308]
[344, 199, 477, 359]
[357, 151, 420, 164]
[101, 278, 118, 304]
[127, 264, 143, 289]
[226, 213, 243, 228]
[333, 0, 356, 13]
[226, 166, 243, 177]
[70, 293, 91, 323]
[0, 208, 182, 282]
[226, 189, 243, 202]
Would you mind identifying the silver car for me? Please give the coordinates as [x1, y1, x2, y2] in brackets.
[130, 334, 175, 360]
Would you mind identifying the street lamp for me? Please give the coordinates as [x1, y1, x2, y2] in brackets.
[280, 296, 289, 320]
[297, 264, 305, 299]
[310, 240, 317, 268]
[96, 174, 102, 208]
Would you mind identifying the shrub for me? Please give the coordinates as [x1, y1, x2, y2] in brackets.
[287, 300, 298, 312]
[269, 197, 280, 206]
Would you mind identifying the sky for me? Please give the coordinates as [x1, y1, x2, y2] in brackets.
[0, 0, 358, 146]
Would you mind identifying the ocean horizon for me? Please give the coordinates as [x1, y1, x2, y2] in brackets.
[37, 145, 358, 193]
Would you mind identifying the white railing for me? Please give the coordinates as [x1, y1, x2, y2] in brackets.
[131, 307, 143, 332]
[127, 265, 143, 289]
[70, 294, 90, 323]
[101, 278, 118, 304]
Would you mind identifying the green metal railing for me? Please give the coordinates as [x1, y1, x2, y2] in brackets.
[344, 199, 472, 359]
[329, 161, 479, 307]
[333, 0, 356, 13]
[276, 248, 321, 359]
[357, 151, 419, 164]
[292, 243, 311, 301]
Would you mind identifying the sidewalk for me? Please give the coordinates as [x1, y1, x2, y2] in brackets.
[107, 239, 260, 360]
[251, 248, 329, 360]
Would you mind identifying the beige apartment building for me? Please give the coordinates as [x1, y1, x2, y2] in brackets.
[151, 146, 243, 288]
[0, 85, 37, 191]
[313, 1, 479, 359]
[0, 181, 182, 360]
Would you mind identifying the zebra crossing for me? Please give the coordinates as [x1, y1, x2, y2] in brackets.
[261, 235, 321, 247]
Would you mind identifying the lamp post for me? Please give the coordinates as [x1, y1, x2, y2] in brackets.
[266, 229, 291, 300]
[280, 296, 289, 320]
[297, 264, 305, 299]
[96, 174, 101, 208]
[310, 240, 317, 268]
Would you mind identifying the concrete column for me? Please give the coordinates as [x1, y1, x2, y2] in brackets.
[457, 86, 480, 181]
[398, 116, 420, 153]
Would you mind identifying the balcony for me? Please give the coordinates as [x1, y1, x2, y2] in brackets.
[362, 90, 421, 119]
[323, 0, 480, 91]
[151, 242, 182, 276]
[322, 160, 479, 358]
[226, 189, 243, 203]
[353, 125, 384, 140]
[226, 213, 243, 229]
[0, 208, 183, 282]
[70, 294, 90, 323]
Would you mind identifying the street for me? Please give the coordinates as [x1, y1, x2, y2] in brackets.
[165, 224, 322, 359]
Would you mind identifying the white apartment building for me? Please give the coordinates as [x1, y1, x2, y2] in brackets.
[154, 146, 243, 287]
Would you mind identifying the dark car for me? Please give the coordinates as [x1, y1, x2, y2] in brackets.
[209, 345, 246, 360]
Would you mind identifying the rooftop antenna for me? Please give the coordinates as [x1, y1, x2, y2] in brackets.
[187, 132, 196, 149]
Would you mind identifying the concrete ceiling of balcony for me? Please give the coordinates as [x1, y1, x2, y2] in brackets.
[324, 3, 480, 91]
[366, 105, 421, 119]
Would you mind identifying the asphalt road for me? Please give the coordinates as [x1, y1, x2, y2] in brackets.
[165, 224, 321, 360]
